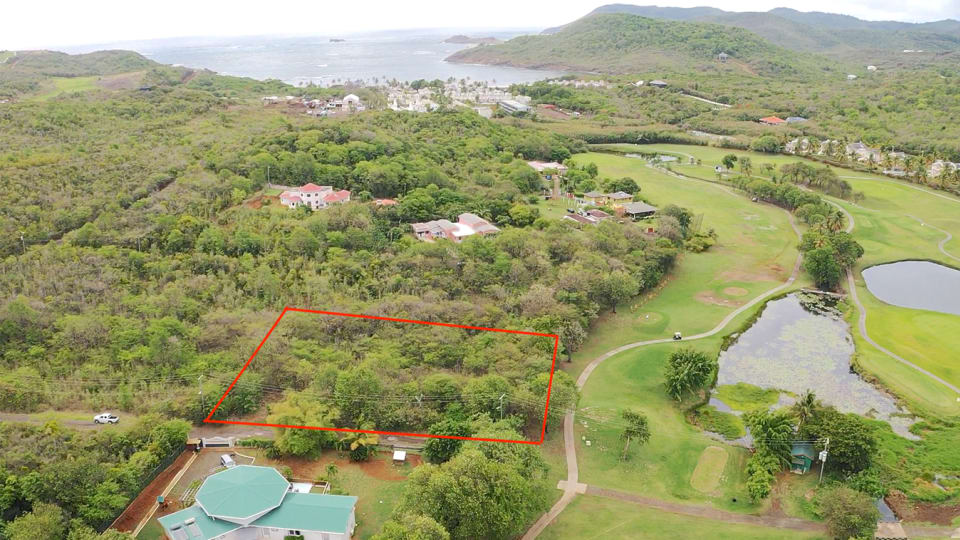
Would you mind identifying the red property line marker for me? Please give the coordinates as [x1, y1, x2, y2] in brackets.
[205, 307, 560, 445]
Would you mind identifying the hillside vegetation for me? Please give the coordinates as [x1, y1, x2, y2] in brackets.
[447, 13, 838, 78]
[543, 5, 960, 60]
[0, 50, 157, 97]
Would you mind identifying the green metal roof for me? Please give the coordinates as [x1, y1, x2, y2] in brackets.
[158, 505, 238, 540]
[253, 493, 357, 533]
[791, 442, 816, 460]
[195, 465, 288, 519]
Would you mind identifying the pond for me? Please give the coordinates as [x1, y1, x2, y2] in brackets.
[712, 293, 917, 439]
[862, 261, 960, 316]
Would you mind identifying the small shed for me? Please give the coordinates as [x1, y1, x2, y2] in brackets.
[790, 442, 816, 474]
[392, 450, 407, 464]
[649, 80, 668, 88]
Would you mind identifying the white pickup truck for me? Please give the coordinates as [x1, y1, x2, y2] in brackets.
[93, 413, 119, 424]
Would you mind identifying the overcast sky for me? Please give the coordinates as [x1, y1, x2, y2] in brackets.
[3, 0, 959, 50]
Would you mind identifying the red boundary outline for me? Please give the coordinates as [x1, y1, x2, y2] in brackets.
[204, 307, 560, 445]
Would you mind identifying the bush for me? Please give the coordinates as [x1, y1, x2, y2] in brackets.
[815, 486, 880, 540]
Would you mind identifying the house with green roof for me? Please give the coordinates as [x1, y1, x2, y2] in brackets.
[158, 465, 357, 540]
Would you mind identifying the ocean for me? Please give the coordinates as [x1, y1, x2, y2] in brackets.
[70, 30, 562, 87]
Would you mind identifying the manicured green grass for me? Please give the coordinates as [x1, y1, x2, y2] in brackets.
[690, 446, 729, 493]
[136, 519, 164, 540]
[331, 458, 407, 539]
[574, 337, 762, 513]
[716, 383, 781, 412]
[538, 495, 826, 539]
[593, 143, 960, 416]
[564, 152, 803, 375]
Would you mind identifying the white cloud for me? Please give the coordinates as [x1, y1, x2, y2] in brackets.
[2, 0, 957, 51]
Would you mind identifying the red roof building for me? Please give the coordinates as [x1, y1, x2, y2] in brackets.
[759, 116, 786, 125]
[279, 184, 350, 210]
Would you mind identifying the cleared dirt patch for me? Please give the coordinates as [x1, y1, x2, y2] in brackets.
[112, 450, 192, 532]
[278, 451, 422, 483]
[97, 71, 146, 90]
[690, 446, 728, 494]
[245, 195, 278, 209]
[886, 489, 960, 525]
[695, 291, 744, 307]
[722, 287, 749, 297]
[719, 268, 780, 283]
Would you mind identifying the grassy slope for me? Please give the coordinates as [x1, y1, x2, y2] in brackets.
[602, 143, 960, 415]
[548, 151, 803, 514]
[540, 495, 825, 539]
[548, 143, 959, 535]
[448, 13, 835, 77]
[561, 151, 801, 375]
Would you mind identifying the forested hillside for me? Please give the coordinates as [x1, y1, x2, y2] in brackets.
[447, 13, 838, 77]
[542, 5, 960, 60]
[0, 57, 713, 538]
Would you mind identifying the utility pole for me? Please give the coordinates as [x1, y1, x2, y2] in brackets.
[416, 394, 423, 409]
[498, 393, 506, 421]
[818, 437, 830, 484]
[198, 375, 204, 418]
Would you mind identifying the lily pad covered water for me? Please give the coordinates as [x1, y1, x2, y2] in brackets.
[715, 293, 916, 438]
[862, 260, 960, 316]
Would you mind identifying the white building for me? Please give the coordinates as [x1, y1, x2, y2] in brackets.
[279, 183, 351, 210]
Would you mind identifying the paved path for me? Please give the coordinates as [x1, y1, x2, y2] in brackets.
[825, 199, 960, 397]
[680, 92, 732, 109]
[586, 485, 824, 531]
[523, 172, 805, 539]
[905, 214, 960, 263]
[845, 269, 960, 396]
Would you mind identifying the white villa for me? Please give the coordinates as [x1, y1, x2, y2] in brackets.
[279, 183, 351, 210]
[158, 465, 357, 540]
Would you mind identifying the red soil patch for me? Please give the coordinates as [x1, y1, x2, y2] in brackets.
[111, 450, 193, 532]
[722, 287, 749, 297]
[245, 195, 278, 209]
[885, 490, 960, 526]
[280, 451, 422, 483]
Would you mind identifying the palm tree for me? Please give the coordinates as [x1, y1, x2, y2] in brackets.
[745, 409, 795, 465]
[325, 462, 339, 481]
[792, 390, 819, 429]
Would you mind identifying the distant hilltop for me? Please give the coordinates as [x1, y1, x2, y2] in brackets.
[444, 35, 502, 45]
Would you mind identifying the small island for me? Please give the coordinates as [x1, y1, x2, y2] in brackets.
[444, 35, 501, 45]
[329, 38, 345, 42]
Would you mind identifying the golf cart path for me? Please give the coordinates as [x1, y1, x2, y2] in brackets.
[905, 214, 960, 263]
[523, 177, 805, 539]
[825, 199, 960, 396]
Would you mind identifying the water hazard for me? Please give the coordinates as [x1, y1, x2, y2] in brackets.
[711, 293, 916, 439]
[862, 260, 960, 316]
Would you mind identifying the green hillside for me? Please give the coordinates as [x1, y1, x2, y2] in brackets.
[542, 5, 960, 60]
[447, 13, 837, 78]
[0, 49, 157, 97]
